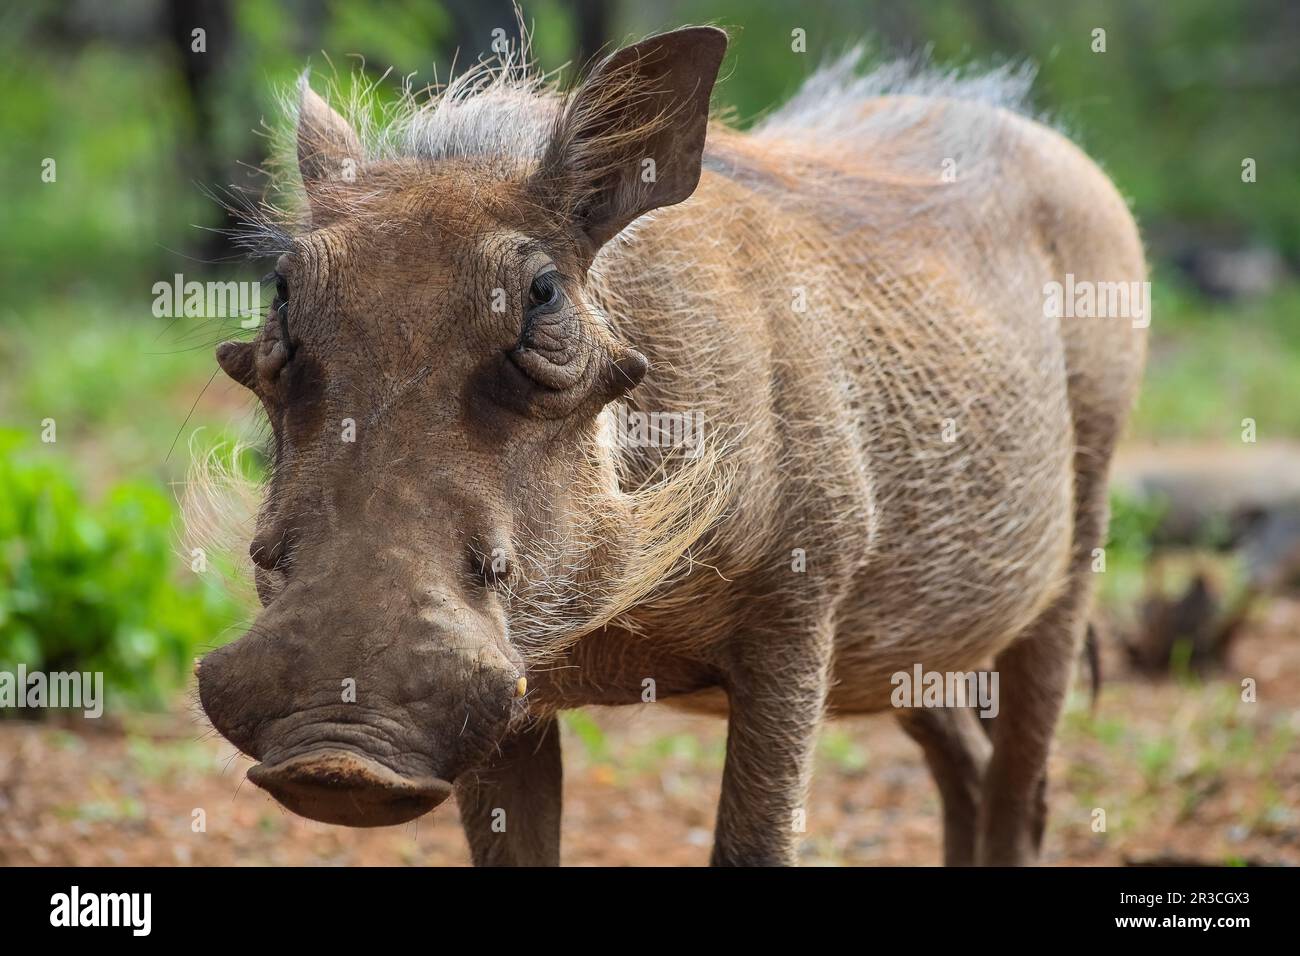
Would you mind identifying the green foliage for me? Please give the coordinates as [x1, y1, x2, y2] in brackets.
[4, 0, 1297, 294]
[670, 0, 1300, 259]
[562, 709, 611, 763]
[1107, 489, 1166, 562]
[1137, 735, 1178, 790]
[0, 430, 241, 711]
[0, 38, 203, 292]
[1097, 488, 1166, 609]
[818, 727, 869, 775]
[1129, 281, 1300, 441]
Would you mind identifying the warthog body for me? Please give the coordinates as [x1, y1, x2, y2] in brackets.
[196, 27, 1146, 865]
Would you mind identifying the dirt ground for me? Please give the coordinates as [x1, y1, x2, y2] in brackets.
[1, 602, 1297, 867]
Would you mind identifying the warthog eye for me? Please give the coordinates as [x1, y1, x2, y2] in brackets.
[501, 265, 588, 400]
[518, 268, 566, 353]
[268, 270, 293, 361]
[527, 269, 561, 311]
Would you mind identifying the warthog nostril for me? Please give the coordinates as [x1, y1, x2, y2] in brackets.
[467, 537, 516, 589]
[247, 750, 452, 828]
[249, 526, 293, 572]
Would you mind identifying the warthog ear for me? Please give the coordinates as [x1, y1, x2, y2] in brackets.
[534, 26, 728, 257]
[296, 75, 362, 227]
[216, 340, 256, 390]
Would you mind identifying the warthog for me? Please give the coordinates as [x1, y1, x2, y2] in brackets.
[195, 26, 1147, 865]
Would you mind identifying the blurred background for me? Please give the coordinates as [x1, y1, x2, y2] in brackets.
[1, 0, 1297, 865]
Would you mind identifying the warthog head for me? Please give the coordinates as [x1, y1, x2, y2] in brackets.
[196, 28, 727, 826]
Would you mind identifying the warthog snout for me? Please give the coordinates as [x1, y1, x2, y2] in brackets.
[197, 574, 522, 827]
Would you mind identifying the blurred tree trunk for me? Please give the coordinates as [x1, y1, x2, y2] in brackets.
[966, 0, 1026, 53]
[162, 0, 238, 267]
[570, 0, 612, 66]
[446, 0, 520, 62]
[872, 0, 924, 53]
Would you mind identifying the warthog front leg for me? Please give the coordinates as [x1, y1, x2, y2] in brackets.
[455, 716, 562, 866]
[897, 706, 991, 865]
[711, 633, 832, 866]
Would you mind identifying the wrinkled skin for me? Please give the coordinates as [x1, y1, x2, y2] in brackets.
[197, 31, 707, 828]
[198, 187, 656, 825]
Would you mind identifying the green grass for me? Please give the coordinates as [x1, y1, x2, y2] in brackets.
[1129, 280, 1300, 442]
[818, 727, 870, 775]
[0, 292, 256, 489]
[126, 735, 215, 781]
